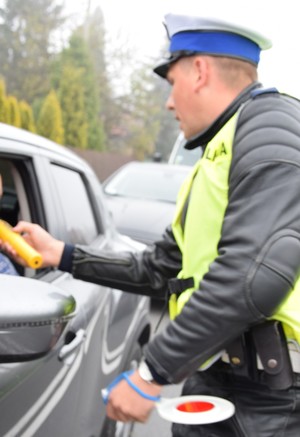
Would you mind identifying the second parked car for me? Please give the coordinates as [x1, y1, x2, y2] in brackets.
[168, 132, 202, 166]
[103, 161, 192, 245]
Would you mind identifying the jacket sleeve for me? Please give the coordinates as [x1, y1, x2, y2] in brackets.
[144, 93, 300, 383]
[71, 225, 182, 300]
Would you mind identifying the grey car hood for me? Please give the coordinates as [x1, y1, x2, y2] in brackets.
[105, 196, 176, 245]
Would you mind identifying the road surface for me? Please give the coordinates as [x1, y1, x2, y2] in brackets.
[132, 301, 183, 437]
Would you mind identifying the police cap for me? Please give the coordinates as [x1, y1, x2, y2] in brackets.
[154, 13, 272, 78]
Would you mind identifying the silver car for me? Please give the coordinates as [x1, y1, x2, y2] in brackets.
[103, 161, 192, 245]
[168, 132, 202, 166]
[0, 122, 151, 437]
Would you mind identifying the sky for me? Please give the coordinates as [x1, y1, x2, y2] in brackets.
[64, 0, 300, 98]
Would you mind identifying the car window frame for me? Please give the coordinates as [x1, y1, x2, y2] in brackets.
[49, 161, 103, 245]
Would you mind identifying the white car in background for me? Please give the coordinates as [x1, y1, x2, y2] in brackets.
[103, 161, 191, 245]
[168, 132, 202, 166]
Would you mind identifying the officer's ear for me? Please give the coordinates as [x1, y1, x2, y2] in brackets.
[193, 56, 209, 91]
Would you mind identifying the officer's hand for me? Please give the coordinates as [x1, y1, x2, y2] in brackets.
[8, 221, 65, 268]
[106, 369, 162, 423]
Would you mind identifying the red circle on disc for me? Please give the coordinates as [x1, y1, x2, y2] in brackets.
[176, 401, 215, 413]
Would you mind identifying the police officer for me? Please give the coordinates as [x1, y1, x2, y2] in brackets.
[8, 13, 300, 437]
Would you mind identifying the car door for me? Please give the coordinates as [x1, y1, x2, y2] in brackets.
[0, 142, 150, 437]
[0, 153, 94, 437]
[40, 157, 149, 437]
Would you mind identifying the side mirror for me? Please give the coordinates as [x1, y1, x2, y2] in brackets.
[0, 275, 76, 362]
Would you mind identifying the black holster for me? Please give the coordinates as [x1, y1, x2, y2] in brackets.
[251, 320, 293, 390]
[226, 321, 293, 390]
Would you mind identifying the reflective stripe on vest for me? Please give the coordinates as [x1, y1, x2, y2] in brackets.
[170, 111, 300, 345]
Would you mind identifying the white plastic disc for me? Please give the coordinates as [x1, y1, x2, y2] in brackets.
[156, 395, 235, 424]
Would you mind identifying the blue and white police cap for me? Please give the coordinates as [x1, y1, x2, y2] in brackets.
[154, 14, 272, 78]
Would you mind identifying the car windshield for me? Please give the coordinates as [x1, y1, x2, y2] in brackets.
[104, 165, 188, 203]
[168, 132, 202, 166]
[174, 143, 201, 166]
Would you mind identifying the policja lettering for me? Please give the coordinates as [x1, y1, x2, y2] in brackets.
[205, 141, 228, 161]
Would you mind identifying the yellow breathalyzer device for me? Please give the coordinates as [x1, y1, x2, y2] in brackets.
[0, 220, 43, 269]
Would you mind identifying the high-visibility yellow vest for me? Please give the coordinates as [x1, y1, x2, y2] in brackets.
[170, 111, 300, 345]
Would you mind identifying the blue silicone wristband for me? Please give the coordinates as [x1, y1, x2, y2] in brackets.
[101, 370, 160, 405]
[123, 372, 161, 401]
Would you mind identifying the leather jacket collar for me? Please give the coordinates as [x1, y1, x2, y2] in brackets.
[185, 81, 262, 150]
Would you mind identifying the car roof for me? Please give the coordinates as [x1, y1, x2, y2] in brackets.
[0, 122, 87, 168]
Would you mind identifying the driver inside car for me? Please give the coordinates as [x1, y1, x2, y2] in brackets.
[0, 174, 19, 275]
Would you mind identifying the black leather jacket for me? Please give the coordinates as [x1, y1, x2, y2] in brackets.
[64, 84, 300, 384]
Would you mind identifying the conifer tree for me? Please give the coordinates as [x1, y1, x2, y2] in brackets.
[59, 65, 87, 149]
[54, 31, 104, 150]
[37, 90, 64, 144]
[19, 100, 36, 133]
[0, 78, 8, 123]
[6, 95, 21, 127]
[83, 8, 108, 149]
[0, 0, 64, 103]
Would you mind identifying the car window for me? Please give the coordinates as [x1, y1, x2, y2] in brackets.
[0, 160, 20, 226]
[0, 158, 36, 224]
[168, 132, 202, 166]
[0, 157, 38, 277]
[50, 164, 98, 245]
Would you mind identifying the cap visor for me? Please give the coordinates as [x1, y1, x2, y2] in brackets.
[153, 53, 184, 78]
[153, 61, 171, 78]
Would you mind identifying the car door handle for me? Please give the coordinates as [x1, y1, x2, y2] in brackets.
[58, 329, 86, 365]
